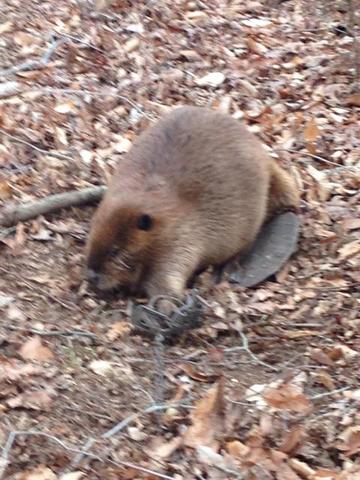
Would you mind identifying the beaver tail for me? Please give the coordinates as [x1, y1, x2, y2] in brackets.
[267, 160, 300, 219]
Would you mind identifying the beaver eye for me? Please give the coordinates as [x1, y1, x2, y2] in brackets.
[137, 214, 153, 231]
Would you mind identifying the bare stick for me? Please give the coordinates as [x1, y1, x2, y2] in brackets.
[3, 325, 98, 339]
[70, 404, 182, 470]
[0, 128, 73, 161]
[0, 186, 106, 227]
[225, 331, 278, 372]
[0, 37, 68, 77]
[0, 430, 174, 480]
[27, 87, 150, 118]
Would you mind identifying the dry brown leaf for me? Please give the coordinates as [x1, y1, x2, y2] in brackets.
[14, 31, 39, 47]
[106, 321, 131, 341]
[0, 360, 42, 381]
[7, 390, 54, 411]
[0, 21, 13, 34]
[276, 462, 302, 480]
[304, 118, 321, 142]
[195, 72, 225, 88]
[341, 218, 360, 232]
[314, 371, 336, 391]
[179, 49, 202, 61]
[54, 100, 78, 114]
[264, 384, 311, 412]
[246, 37, 268, 55]
[312, 468, 338, 479]
[20, 466, 57, 480]
[60, 472, 85, 480]
[19, 336, 55, 362]
[338, 240, 360, 261]
[310, 348, 334, 367]
[226, 440, 250, 458]
[124, 37, 140, 53]
[0, 179, 12, 200]
[279, 426, 304, 454]
[183, 377, 225, 449]
[344, 94, 360, 107]
[288, 459, 315, 478]
[337, 426, 360, 456]
[180, 364, 219, 383]
[89, 359, 114, 376]
[153, 437, 183, 459]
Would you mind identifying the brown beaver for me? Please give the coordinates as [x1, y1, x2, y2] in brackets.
[86, 106, 299, 298]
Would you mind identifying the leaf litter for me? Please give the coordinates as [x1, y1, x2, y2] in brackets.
[0, 0, 359, 478]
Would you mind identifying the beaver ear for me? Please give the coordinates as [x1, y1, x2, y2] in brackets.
[137, 214, 153, 231]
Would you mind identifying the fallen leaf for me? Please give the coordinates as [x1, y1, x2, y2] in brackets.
[276, 462, 302, 480]
[226, 440, 250, 458]
[195, 72, 225, 88]
[179, 49, 202, 61]
[0, 21, 13, 34]
[338, 240, 360, 261]
[304, 118, 321, 142]
[7, 390, 54, 411]
[6, 304, 26, 321]
[153, 436, 182, 459]
[0, 293, 14, 308]
[337, 426, 360, 456]
[19, 336, 55, 362]
[280, 426, 304, 454]
[0, 360, 42, 381]
[341, 218, 360, 232]
[196, 445, 225, 466]
[20, 466, 57, 480]
[0, 81, 22, 99]
[246, 37, 268, 55]
[60, 473, 85, 480]
[242, 18, 272, 27]
[89, 359, 114, 376]
[127, 426, 147, 441]
[106, 321, 131, 341]
[124, 37, 140, 53]
[310, 348, 334, 367]
[288, 459, 315, 478]
[183, 377, 225, 448]
[344, 94, 360, 107]
[314, 371, 336, 391]
[54, 100, 78, 114]
[264, 384, 311, 412]
[180, 364, 219, 383]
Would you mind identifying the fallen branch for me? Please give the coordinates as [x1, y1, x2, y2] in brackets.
[0, 37, 68, 77]
[0, 186, 106, 228]
[0, 128, 73, 161]
[0, 429, 175, 480]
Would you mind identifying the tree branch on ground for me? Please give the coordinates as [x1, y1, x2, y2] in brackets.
[0, 186, 106, 228]
[0, 36, 68, 77]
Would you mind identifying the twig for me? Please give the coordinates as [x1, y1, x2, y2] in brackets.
[311, 387, 350, 400]
[276, 148, 343, 167]
[225, 332, 279, 372]
[56, 32, 105, 53]
[0, 430, 174, 480]
[3, 325, 98, 339]
[0, 37, 68, 77]
[27, 87, 151, 118]
[69, 403, 184, 470]
[0, 128, 73, 161]
[0, 186, 106, 227]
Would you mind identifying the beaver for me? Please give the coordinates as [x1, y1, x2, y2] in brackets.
[86, 106, 299, 298]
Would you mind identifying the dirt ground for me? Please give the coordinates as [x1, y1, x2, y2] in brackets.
[0, 1, 359, 479]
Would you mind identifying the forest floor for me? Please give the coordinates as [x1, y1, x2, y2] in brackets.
[0, 1, 359, 479]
